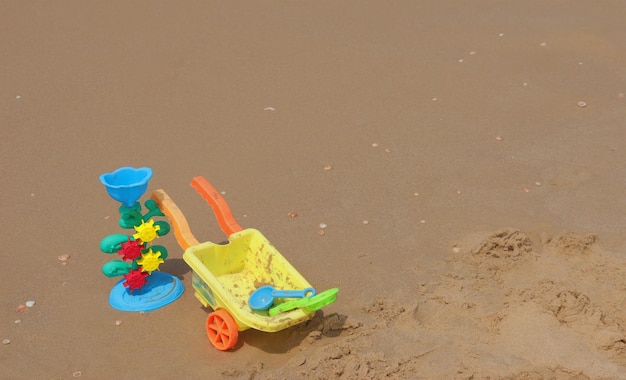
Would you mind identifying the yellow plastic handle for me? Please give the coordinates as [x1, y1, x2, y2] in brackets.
[190, 176, 243, 237]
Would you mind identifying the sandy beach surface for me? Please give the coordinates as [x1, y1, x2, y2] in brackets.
[2, 1, 626, 379]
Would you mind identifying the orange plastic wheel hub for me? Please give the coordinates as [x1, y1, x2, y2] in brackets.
[206, 309, 239, 350]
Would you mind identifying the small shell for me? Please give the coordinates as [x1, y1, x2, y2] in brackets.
[115, 320, 123, 326]
[17, 305, 27, 312]
[362, 220, 370, 225]
[577, 101, 587, 108]
[495, 136, 504, 141]
[319, 223, 327, 229]
[25, 301, 35, 308]
[323, 165, 333, 171]
[2, 339, 10, 345]
[58, 254, 70, 262]
[287, 211, 298, 218]
[73, 371, 82, 377]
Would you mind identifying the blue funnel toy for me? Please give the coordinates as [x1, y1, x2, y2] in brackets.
[100, 167, 153, 207]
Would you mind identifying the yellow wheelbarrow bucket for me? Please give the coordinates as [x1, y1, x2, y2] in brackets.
[151, 177, 336, 351]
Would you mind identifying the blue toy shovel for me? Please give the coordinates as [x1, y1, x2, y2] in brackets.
[248, 286, 316, 311]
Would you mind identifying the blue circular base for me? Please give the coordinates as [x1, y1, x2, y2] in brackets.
[109, 272, 184, 312]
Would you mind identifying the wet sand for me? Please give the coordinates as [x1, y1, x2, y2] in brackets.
[2, 1, 626, 379]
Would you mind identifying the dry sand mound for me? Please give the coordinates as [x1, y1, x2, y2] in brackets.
[228, 228, 626, 379]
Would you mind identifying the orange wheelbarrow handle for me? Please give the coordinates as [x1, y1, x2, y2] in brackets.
[190, 176, 243, 237]
[150, 189, 200, 251]
[150, 177, 243, 251]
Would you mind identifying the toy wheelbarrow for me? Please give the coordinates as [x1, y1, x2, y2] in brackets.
[151, 177, 338, 350]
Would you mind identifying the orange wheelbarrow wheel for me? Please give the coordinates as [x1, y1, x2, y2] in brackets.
[206, 309, 239, 350]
